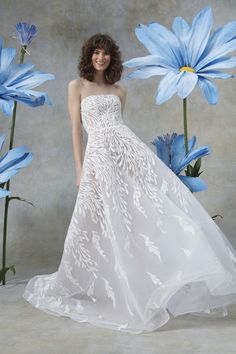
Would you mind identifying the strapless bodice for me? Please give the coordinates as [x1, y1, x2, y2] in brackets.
[80, 94, 125, 135]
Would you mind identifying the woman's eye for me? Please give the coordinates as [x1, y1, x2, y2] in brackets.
[94, 50, 109, 55]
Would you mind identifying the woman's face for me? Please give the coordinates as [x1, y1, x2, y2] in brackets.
[91, 47, 111, 73]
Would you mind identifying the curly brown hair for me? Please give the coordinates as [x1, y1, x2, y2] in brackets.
[78, 33, 123, 84]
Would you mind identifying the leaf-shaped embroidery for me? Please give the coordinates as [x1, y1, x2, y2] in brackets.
[102, 277, 116, 309]
[63, 261, 82, 288]
[87, 280, 97, 303]
[156, 216, 167, 234]
[64, 228, 98, 275]
[133, 184, 148, 218]
[172, 215, 196, 234]
[76, 301, 84, 312]
[180, 247, 192, 257]
[118, 322, 129, 330]
[139, 233, 162, 262]
[146, 271, 164, 287]
[160, 179, 169, 194]
[92, 231, 109, 262]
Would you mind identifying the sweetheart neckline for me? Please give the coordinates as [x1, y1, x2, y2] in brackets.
[80, 94, 122, 105]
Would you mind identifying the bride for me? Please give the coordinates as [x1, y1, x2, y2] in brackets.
[68, 34, 126, 189]
[22, 33, 236, 334]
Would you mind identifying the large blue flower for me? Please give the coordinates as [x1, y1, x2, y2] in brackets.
[151, 132, 211, 192]
[123, 6, 236, 105]
[0, 134, 33, 198]
[0, 37, 55, 116]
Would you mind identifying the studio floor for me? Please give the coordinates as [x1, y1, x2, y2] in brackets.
[1, 268, 236, 354]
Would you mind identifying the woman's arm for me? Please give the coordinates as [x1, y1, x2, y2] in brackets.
[67, 79, 83, 182]
[119, 85, 127, 114]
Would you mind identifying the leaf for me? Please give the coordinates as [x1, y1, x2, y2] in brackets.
[185, 164, 193, 176]
[187, 158, 202, 177]
[193, 157, 201, 174]
[212, 214, 223, 220]
[0, 265, 16, 283]
[8, 196, 35, 207]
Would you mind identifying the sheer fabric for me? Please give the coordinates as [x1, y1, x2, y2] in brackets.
[22, 94, 236, 334]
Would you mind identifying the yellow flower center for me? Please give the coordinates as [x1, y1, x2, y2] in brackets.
[179, 66, 195, 73]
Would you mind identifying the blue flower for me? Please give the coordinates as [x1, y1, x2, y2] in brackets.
[14, 22, 38, 46]
[151, 133, 211, 192]
[0, 134, 33, 198]
[0, 37, 55, 116]
[123, 6, 236, 105]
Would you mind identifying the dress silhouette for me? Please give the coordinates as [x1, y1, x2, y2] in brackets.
[22, 94, 236, 334]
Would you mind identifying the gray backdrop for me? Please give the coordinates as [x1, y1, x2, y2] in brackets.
[0, 0, 235, 279]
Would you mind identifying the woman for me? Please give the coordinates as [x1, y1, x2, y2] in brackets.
[23, 33, 236, 334]
[67, 33, 126, 190]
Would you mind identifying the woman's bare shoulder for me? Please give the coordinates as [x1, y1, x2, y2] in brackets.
[68, 78, 85, 92]
[68, 79, 90, 103]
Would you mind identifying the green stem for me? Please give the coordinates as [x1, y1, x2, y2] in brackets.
[183, 98, 189, 154]
[1, 45, 27, 285]
[183, 98, 191, 176]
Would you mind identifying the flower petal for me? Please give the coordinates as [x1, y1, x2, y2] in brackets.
[197, 77, 218, 104]
[155, 71, 182, 104]
[205, 21, 236, 55]
[6, 93, 45, 107]
[0, 188, 11, 198]
[135, 24, 160, 55]
[177, 71, 198, 98]
[198, 56, 236, 72]
[198, 70, 233, 79]
[147, 22, 183, 67]
[0, 151, 33, 173]
[176, 145, 211, 174]
[151, 137, 171, 167]
[196, 38, 236, 71]
[0, 168, 20, 183]
[188, 6, 213, 67]
[0, 98, 14, 116]
[123, 54, 176, 70]
[125, 66, 169, 79]
[0, 145, 29, 167]
[23, 89, 54, 106]
[172, 16, 190, 65]
[0, 149, 33, 183]
[9, 71, 55, 90]
[0, 134, 6, 150]
[171, 134, 186, 173]
[135, 22, 182, 67]
[178, 175, 208, 192]
[4, 63, 35, 86]
[0, 48, 16, 70]
[187, 135, 196, 153]
[172, 16, 190, 42]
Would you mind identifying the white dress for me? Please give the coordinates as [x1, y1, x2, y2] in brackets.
[22, 94, 236, 334]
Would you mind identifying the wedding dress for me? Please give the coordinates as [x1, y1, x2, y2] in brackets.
[22, 94, 236, 334]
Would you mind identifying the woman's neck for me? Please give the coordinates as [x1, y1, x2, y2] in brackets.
[92, 71, 109, 86]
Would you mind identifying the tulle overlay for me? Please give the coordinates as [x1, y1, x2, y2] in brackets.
[22, 94, 236, 333]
